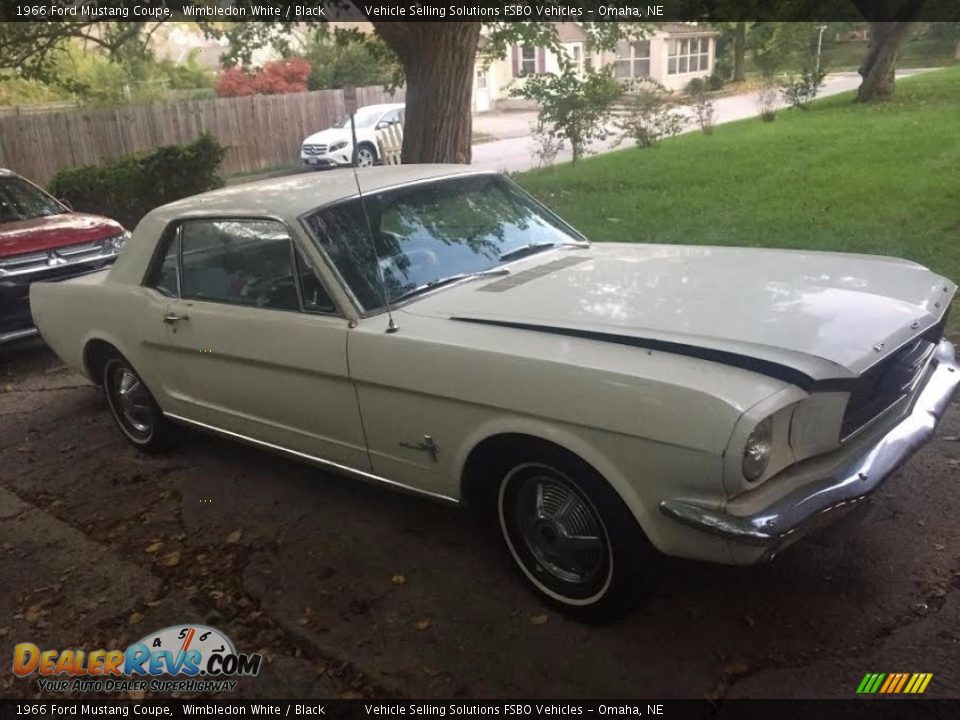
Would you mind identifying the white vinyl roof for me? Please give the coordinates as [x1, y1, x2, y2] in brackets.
[146, 164, 482, 223]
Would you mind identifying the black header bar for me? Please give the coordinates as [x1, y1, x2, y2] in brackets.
[2, 0, 959, 23]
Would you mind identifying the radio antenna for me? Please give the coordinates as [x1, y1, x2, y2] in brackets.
[345, 87, 398, 334]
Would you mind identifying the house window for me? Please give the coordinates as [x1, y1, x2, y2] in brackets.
[668, 37, 711, 75]
[475, 67, 487, 90]
[614, 40, 651, 79]
[520, 45, 537, 76]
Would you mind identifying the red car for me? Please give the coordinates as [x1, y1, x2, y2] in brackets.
[0, 169, 128, 345]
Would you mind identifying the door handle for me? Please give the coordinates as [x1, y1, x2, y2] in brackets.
[163, 312, 189, 325]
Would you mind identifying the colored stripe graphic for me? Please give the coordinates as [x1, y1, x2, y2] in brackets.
[857, 672, 933, 694]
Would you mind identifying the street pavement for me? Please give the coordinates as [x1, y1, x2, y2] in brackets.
[471, 70, 935, 173]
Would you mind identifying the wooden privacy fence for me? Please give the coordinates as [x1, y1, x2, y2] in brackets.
[0, 85, 404, 185]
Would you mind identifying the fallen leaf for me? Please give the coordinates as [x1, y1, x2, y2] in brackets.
[129, 612, 143, 625]
[391, 574, 406, 585]
[24, 605, 47, 622]
[415, 619, 433, 631]
[162, 551, 181, 567]
[144, 542, 163, 554]
[0, 628, 8, 637]
[226, 529, 243, 544]
[529, 613, 549, 626]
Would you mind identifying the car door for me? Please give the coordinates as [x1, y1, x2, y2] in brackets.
[146, 217, 370, 471]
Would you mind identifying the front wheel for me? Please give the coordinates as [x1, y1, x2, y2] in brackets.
[495, 444, 652, 619]
[102, 356, 178, 453]
[353, 144, 377, 167]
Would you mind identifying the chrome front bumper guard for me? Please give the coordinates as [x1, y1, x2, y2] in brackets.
[660, 339, 959, 555]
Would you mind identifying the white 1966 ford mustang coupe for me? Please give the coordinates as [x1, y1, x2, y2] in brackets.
[31, 166, 958, 616]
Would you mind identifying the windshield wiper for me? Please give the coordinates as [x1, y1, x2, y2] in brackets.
[391, 267, 510, 304]
[498, 241, 589, 263]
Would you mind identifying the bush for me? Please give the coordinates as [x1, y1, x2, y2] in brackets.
[756, 81, 780, 122]
[511, 60, 622, 163]
[615, 79, 685, 149]
[685, 77, 707, 96]
[215, 59, 311, 97]
[781, 66, 827, 109]
[707, 70, 726, 91]
[48, 134, 225, 229]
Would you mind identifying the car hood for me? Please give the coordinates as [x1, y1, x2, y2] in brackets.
[302, 127, 351, 146]
[401, 243, 955, 383]
[0, 213, 124, 257]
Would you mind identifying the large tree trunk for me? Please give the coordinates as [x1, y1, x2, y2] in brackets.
[733, 22, 746, 82]
[856, 22, 915, 102]
[372, 22, 480, 164]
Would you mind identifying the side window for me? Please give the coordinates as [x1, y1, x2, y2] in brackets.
[294, 247, 336, 314]
[179, 219, 299, 312]
[151, 232, 181, 297]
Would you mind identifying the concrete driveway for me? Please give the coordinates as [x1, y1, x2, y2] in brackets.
[2, 339, 959, 700]
[471, 70, 936, 173]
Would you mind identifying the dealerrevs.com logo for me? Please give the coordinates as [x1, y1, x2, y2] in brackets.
[12, 624, 261, 693]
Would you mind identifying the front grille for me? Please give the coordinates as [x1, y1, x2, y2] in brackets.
[0, 239, 116, 280]
[303, 144, 328, 156]
[841, 333, 940, 438]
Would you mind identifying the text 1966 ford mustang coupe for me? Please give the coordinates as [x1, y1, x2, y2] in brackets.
[31, 166, 958, 616]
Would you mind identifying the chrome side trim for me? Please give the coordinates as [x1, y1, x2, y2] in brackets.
[660, 339, 960, 552]
[0, 327, 40, 345]
[163, 412, 459, 506]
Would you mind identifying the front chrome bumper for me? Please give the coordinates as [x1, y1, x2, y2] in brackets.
[660, 339, 959, 558]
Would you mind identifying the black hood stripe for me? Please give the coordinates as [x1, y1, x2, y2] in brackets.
[451, 317, 854, 392]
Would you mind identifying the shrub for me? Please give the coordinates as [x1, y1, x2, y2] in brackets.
[530, 119, 565, 168]
[511, 60, 622, 163]
[48, 134, 225, 229]
[685, 77, 707, 96]
[215, 59, 311, 97]
[756, 81, 780, 122]
[691, 93, 716, 136]
[781, 66, 827, 110]
[707, 70, 726, 91]
[615, 79, 686, 149]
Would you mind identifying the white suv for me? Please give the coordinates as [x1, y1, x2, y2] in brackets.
[300, 103, 405, 169]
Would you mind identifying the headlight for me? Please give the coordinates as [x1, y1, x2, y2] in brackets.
[328, 141, 348, 152]
[105, 231, 130, 254]
[742, 417, 773, 482]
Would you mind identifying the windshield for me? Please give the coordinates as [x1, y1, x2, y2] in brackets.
[338, 106, 384, 129]
[304, 174, 587, 312]
[0, 177, 65, 223]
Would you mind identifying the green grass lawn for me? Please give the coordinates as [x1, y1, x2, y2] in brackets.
[516, 65, 960, 332]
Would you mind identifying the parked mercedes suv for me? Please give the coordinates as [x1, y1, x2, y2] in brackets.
[0, 169, 128, 345]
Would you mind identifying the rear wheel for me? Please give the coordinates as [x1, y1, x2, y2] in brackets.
[493, 443, 652, 620]
[102, 356, 178, 453]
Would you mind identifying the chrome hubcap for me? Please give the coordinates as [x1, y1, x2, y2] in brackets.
[356, 149, 374, 167]
[113, 367, 153, 435]
[515, 474, 605, 585]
